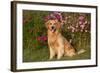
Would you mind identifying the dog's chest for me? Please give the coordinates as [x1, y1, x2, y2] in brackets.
[48, 36, 59, 48]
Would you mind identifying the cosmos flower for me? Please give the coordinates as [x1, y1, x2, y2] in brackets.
[80, 24, 85, 30]
[79, 21, 84, 25]
[79, 15, 85, 21]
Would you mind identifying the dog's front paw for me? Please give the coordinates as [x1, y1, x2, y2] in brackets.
[57, 56, 61, 60]
[49, 57, 53, 60]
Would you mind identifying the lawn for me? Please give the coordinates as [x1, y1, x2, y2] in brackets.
[23, 45, 90, 62]
[23, 10, 91, 62]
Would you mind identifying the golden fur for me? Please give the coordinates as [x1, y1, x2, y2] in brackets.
[45, 19, 85, 59]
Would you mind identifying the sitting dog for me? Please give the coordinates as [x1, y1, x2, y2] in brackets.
[45, 19, 85, 60]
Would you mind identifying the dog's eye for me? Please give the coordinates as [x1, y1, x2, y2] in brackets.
[54, 23, 57, 25]
[49, 23, 52, 25]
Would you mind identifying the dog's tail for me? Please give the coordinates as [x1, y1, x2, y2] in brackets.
[77, 49, 85, 55]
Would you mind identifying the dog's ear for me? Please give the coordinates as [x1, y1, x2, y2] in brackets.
[54, 19, 61, 29]
[57, 22, 61, 29]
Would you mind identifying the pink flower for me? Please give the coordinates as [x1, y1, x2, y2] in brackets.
[79, 21, 84, 25]
[85, 30, 88, 32]
[70, 26, 75, 32]
[83, 20, 88, 25]
[79, 15, 85, 21]
[53, 13, 62, 21]
[50, 14, 56, 19]
[81, 29, 83, 32]
[72, 29, 75, 32]
[44, 15, 50, 22]
[65, 16, 68, 20]
[80, 24, 85, 29]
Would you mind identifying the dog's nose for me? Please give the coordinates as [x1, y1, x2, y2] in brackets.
[51, 26, 54, 29]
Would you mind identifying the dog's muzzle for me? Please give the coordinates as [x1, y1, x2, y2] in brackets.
[51, 26, 56, 32]
[51, 26, 55, 29]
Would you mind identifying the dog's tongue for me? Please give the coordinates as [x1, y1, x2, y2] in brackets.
[51, 29, 56, 33]
[51, 30, 54, 32]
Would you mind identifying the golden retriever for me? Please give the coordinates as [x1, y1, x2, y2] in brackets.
[45, 19, 85, 59]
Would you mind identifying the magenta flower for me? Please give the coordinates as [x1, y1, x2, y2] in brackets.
[55, 14, 60, 20]
[44, 12, 63, 22]
[54, 12, 62, 21]
[37, 36, 47, 42]
[41, 36, 47, 41]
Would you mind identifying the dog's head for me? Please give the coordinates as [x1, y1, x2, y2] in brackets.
[45, 19, 61, 33]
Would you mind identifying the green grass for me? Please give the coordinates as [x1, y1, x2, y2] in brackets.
[23, 45, 91, 62]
